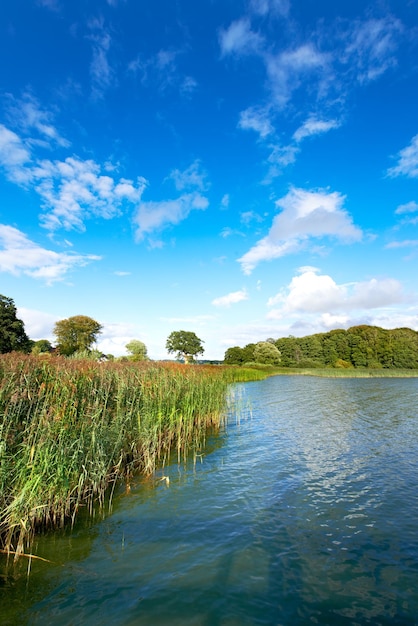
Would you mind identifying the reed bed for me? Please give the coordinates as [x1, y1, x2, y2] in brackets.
[0, 354, 254, 559]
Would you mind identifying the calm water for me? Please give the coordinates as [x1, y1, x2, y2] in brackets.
[2, 376, 418, 625]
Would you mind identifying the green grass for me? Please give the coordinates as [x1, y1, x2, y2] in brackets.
[267, 367, 418, 378]
[0, 354, 263, 559]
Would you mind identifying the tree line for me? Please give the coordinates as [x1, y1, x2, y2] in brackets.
[0, 294, 205, 362]
[224, 326, 418, 369]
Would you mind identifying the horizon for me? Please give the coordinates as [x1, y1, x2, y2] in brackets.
[1, 0, 418, 360]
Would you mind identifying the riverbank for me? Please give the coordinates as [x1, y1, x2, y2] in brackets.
[270, 367, 418, 377]
[0, 354, 266, 559]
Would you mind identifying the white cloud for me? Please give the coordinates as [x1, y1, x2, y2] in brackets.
[0, 125, 31, 182]
[134, 163, 209, 241]
[343, 17, 402, 84]
[212, 289, 248, 308]
[169, 160, 208, 192]
[0, 124, 148, 232]
[395, 201, 418, 214]
[0, 224, 101, 283]
[267, 268, 405, 319]
[388, 135, 418, 178]
[386, 240, 418, 249]
[220, 194, 230, 209]
[5, 93, 70, 148]
[293, 116, 340, 142]
[238, 187, 362, 274]
[221, 10, 403, 179]
[134, 193, 208, 242]
[96, 321, 147, 357]
[219, 18, 263, 57]
[266, 44, 329, 108]
[38, 159, 147, 231]
[18, 307, 58, 340]
[240, 210, 263, 225]
[238, 106, 273, 139]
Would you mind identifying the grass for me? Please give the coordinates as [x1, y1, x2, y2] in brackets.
[268, 367, 418, 378]
[0, 354, 267, 559]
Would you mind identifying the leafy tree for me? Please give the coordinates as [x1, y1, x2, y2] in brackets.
[0, 294, 32, 354]
[53, 315, 102, 356]
[254, 341, 281, 365]
[224, 346, 245, 365]
[166, 330, 204, 363]
[126, 339, 148, 361]
[241, 343, 256, 363]
[32, 339, 53, 354]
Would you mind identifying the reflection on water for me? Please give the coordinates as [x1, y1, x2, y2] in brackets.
[1, 376, 418, 625]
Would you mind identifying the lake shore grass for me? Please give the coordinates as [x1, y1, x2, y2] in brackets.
[268, 367, 418, 378]
[0, 354, 267, 559]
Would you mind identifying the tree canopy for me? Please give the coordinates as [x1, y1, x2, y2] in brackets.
[253, 341, 281, 365]
[0, 294, 31, 354]
[166, 330, 204, 363]
[126, 339, 148, 361]
[224, 325, 418, 369]
[53, 315, 102, 356]
[32, 339, 53, 355]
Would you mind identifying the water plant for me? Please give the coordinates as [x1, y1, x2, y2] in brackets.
[0, 354, 262, 559]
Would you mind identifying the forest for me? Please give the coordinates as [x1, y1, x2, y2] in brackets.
[224, 325, 418, 369]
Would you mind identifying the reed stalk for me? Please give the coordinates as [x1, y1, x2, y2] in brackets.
[0, 355, 261, 558]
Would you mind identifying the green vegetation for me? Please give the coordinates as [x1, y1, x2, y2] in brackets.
[125, 339, 148, 361]
[166, 330, 205, 363]
[224, 325, 418, 370]
[0, 354, 267, 559]
[53, 315, 103, 356]
[0, 295, 31, 354]
[268, 367, 418, 378]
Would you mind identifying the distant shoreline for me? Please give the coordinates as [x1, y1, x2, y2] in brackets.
[268, 368, 418, 379]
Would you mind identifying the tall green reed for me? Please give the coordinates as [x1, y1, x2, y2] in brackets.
[0, 355, 239, 558]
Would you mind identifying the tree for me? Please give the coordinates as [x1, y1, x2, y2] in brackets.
[53, 315, 102, 356]
[32, 339, 53, 355]
[0, 294, 32, 354]
[224, 346, 245, 365]
[254, 341, 281, 365]
[166, 330, 204, 363]
[126, 339, 148, 361]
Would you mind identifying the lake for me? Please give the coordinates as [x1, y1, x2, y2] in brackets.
[2, 375, 418, 625]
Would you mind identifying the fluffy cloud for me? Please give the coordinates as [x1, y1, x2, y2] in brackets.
[238, 187, 362, 274]
[134, 193, 208, 242]
[238, 106, 274, 139]
[267, 268, 405, 319]
[212, 289, 248, 307]
[221, 9, 403, 176]
[38, 158, 148, 231]
[0, 122, 148, 232]
[219, 18, 264, 57]
[17, 307, 58, 340]
[0, 224, 101, 283]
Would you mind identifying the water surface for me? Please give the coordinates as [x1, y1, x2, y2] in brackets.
[2, 376, 418, 625]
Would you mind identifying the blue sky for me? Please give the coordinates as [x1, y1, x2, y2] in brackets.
[1, 0, 418, 360]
